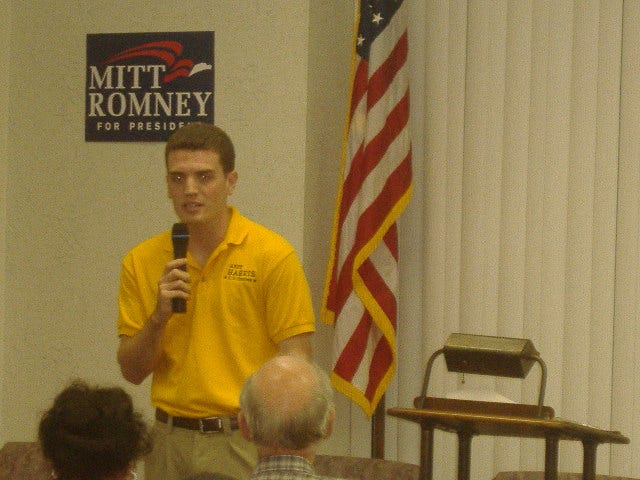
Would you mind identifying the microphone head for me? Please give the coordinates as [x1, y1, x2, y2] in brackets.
[171, 223, 189, 313]
[171, 223, 189, 258]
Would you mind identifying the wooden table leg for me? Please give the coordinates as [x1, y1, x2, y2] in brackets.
[544, 437, 559, 480]
[582, 441, 597, 480]
[457, 431, 472, 480]
[420, 426, 435, 480]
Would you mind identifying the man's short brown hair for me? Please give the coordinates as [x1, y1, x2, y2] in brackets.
[165, 122, 235, 173]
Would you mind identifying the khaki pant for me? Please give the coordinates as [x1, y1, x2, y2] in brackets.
[144, 420, 257, 480]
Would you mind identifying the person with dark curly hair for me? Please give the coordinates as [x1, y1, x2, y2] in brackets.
[38, 380, 152, 480]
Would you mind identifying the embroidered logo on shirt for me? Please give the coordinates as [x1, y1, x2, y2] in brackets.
[224, 264, 257, 282]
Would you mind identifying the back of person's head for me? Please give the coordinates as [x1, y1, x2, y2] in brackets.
[38, 379, 151, 480]
[165, 122, 235, 173]
[239, 355, 335, 451]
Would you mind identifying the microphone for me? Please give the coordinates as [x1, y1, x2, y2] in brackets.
[171, 222, 189, 313]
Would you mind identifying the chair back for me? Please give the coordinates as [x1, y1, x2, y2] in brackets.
[494, 471, 639, 480]
[314, 454, 420, 480]
[0, 442, 51, 480]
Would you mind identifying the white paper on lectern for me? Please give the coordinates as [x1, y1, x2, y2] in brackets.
[445, 389, 516, 403]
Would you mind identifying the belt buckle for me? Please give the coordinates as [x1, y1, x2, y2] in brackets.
[199, 417, 222, 433]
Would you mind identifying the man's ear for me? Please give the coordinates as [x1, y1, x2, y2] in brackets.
[226, 170, 238, 195]
[238, 411, 252, 442]
[323, 407, 336, 439]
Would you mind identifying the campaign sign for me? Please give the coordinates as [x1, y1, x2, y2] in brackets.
[86, 31, 214, 142]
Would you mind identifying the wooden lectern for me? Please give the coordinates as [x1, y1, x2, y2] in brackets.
[388, 334, 629, 480]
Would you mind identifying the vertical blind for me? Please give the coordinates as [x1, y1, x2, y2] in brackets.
[343, 1, 640, 478]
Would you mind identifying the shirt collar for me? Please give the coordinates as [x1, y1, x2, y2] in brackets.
[222, 207, 249, 246]
[253, 455, 314, 476]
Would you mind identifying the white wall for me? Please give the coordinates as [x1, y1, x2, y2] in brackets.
[0, 0, 10, 444]
[0, 0, 354, 453]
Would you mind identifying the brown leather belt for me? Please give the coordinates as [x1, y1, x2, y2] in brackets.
[155, 408, 238, 433]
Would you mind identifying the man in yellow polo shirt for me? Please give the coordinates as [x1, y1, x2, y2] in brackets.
[116, 122, 315, 480]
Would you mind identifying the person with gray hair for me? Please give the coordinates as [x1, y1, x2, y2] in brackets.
[238, 355, 341, 479]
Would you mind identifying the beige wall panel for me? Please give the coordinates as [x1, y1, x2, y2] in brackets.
[1, 0, 313, 446]
[0, 0, 10, 443]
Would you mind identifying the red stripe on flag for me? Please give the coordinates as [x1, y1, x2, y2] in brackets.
[333, 311, 372, 380]
[349, 60, 369, 120]
[364, 335, 394, 400]
[359, 255, 397, 323]
[384, 222, 399, 261]
[367, 30, 408, 109]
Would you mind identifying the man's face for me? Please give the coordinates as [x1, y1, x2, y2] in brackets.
[166, 149, 237, 226]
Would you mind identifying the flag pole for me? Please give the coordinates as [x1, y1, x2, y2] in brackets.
[371, 394, 385, 458]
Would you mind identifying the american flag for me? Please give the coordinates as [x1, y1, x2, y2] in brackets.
[322, 0, 412, 417]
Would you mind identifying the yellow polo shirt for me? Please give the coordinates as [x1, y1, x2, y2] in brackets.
[117, 208, 315, 417]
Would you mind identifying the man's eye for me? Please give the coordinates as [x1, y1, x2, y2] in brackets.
[198, 173, 213, 182]
[170, 174, 184, 183]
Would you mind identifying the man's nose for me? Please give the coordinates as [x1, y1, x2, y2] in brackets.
[184, 175, 198, 194]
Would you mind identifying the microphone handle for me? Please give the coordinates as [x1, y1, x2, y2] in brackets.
[172, 262, 187, 313]
[172, 298, 187, 313]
